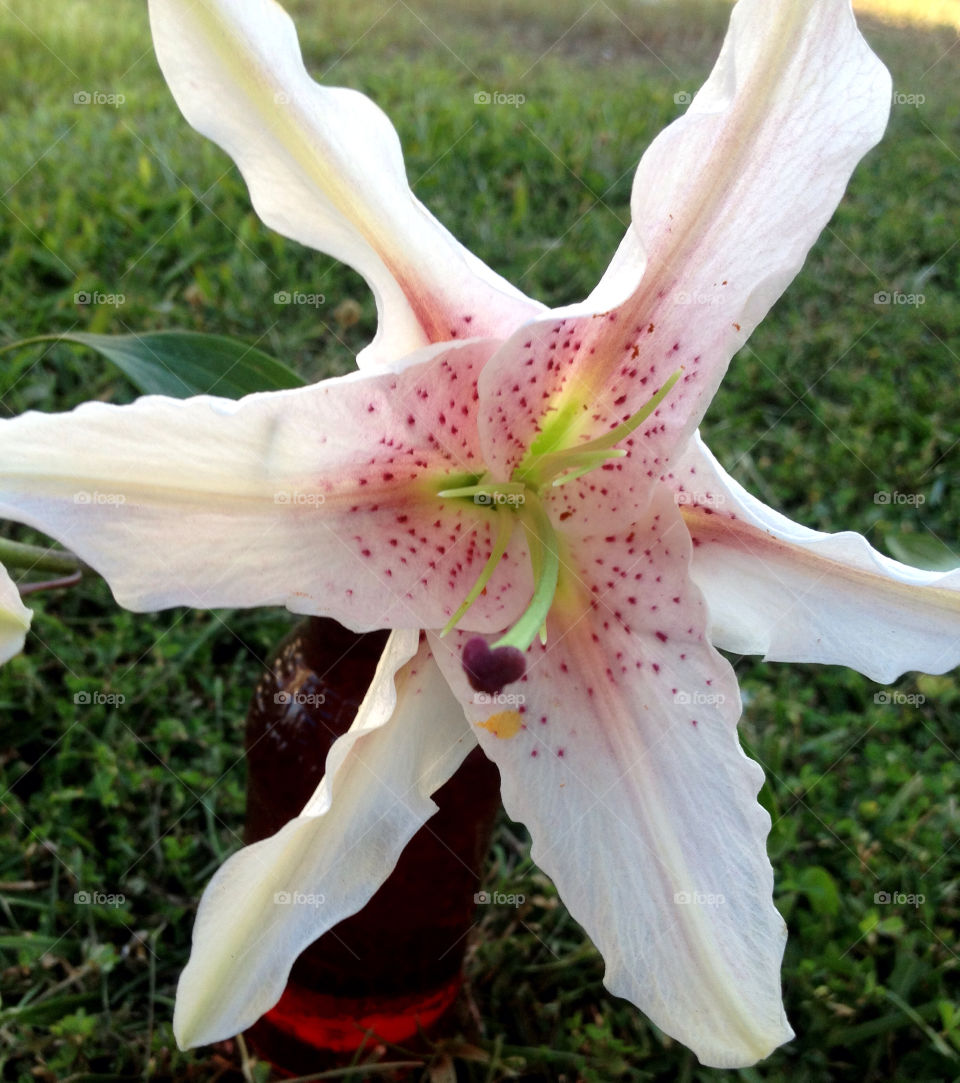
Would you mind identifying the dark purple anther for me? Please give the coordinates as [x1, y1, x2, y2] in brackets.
[462, 637, 526, 695]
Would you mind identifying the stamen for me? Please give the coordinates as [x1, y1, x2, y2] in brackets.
[439, 505, 515, 637]
[491, 491, 559, 653]
[447, 373, 681, 684]
[524, 399, 582, 459]
[521, 368, 683, 490]
[436, 481, 527, 501]
[448, 491, 560, 682]
[549, 449, 626, 487]
[564, 367, 683, 455]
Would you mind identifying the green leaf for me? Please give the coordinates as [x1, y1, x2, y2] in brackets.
[1, 331, 304, 399]
[793, 864, 841, 918]
[885, 531, 960, 572]
[884, 990, 958, 1061]
[0, 992, 97, 1027]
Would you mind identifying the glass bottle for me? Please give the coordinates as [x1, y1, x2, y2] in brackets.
[243, 617, 501, 1076]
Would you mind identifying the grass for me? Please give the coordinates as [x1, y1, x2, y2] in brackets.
[0, 0, 958, 1080]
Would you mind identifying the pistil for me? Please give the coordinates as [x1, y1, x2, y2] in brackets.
[490, 491, 558, 653]
[439, 370, 681, 694]
[439, 504, 515, 637]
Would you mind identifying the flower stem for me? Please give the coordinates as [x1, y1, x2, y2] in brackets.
[19, 571, 83, 596]
[0, 538, 84, 575]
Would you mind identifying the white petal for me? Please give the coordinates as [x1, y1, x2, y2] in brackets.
[148, 0, 541, 367]
[174, 631, 476, 1048]
[669, 433, 960, 683]
[430, 489, 792, 1068]
[0, 339, 528, 633]
[0, 564, 31, 664]
[581, 0, 892, 447]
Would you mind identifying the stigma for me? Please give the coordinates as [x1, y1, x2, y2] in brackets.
[462, 637, 526, 694]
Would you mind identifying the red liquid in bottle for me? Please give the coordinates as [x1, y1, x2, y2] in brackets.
[243, 618, 501, 1076]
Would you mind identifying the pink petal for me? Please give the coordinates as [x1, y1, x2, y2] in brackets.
[669, 434, 960, 682]
[175, 632, 478, 1047]
[0, 341, 528, 632]
[429, 488, 791, 1068]
[148, 0, 542, 367]
[478, 0, 890, 474]
[0, 564, 31, 664]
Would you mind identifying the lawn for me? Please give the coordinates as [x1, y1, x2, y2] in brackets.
[0, 0, 958, 1080]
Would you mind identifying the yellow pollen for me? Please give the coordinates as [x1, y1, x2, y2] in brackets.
[476, 710, 522, 740]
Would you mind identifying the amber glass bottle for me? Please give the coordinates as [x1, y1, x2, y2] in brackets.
[243, 617, 502, 1076]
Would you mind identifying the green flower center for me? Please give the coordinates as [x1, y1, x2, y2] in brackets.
[437, 369, 681, 658]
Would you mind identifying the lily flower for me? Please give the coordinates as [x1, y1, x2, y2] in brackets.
[0, 563, 31, 664]
[0, 0, 957, 1068]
